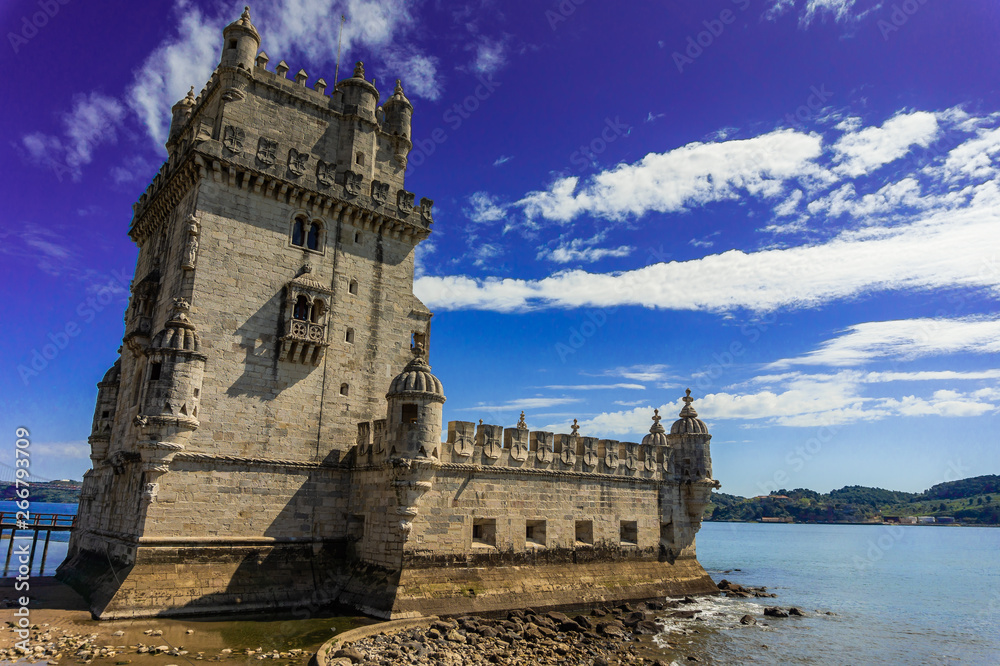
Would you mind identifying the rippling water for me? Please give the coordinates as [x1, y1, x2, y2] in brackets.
[653, 522, 1000, 665]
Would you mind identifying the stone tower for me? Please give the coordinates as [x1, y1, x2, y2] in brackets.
[60, 6, 436, 618]
[61, 8, 720, 620]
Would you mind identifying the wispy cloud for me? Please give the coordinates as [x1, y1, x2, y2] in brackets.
[537, 238, 633, 264]
[464, 191, 507, 224]
[493, 155, 513, 166]
[541, 383, 646, 391]
[766, 0, 883, 27]
[20, 92, 126, 181]
[832, 110, 939, 177]
[456, 397, 582, 411]
[768, 315, 1000, 368]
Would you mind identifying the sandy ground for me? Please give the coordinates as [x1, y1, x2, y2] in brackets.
[1, 578, 374, 665]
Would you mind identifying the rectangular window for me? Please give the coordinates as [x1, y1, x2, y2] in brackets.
[472, 518, 496, 547]
[149, 362, 162, 381]
[401, 403, 418, 424]
[620, 520, 638, 546]
[348, 514, 365, 541]
[575, 520, 593, 545]
[525, 519, 546, 547]
[660, 522, 674, 548]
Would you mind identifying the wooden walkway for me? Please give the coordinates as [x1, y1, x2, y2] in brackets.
[1, 512, 76, 576]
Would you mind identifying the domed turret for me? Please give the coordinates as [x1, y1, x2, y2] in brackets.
[382, 79, 413, 166]
[384, 344, 445, 459]
[89, 358, 121, 463]
[220, 6, 261, 71]
[141, 299, 206, 426]
[641, 409, 668, 447]
[670, 389, 709, 435]
[338, 61, 379, 123]
[166, 87, 196, 154]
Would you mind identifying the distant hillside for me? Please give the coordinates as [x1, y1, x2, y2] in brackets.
[0, 480, 82, 504]
[707, 475, 999, 525]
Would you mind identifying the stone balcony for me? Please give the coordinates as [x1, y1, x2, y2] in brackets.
[278, 318, 328, 365]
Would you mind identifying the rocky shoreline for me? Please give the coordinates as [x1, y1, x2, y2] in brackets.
[327, 587, 802, 666]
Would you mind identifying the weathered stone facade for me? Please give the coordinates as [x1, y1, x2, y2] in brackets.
[59, 8, 721, 619]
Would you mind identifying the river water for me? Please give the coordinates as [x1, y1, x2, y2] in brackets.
[670, 521, 1000, 665]
[5, 504, 999, 664]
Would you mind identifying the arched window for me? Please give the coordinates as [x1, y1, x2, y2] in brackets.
[293, 295, 310, 320]
[291, 218, 305, 246]
[307, 222, 321, 251]
[311, 299, 325, 323]
[340, 383, 349, 396]
[348, 279, 359, 295]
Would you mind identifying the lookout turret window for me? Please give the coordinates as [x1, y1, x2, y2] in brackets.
[401, 403, 418, 424]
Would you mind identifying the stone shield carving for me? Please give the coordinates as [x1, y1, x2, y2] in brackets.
[256, 137, 277, 165]
[480, 424, 503, 460]
[420, 197, 434, 224]
[371, 180, 390, 206]
[397, 190, 415, 214]
[356, 422, 371, 457]
[509, 430, 529, 462]
[317, 160, 336, 187]
[345, 171, 363, 196]
[288, 149, 309, 176]
[453, 432, 473, 457]
[602, 440, 619, 471]
[222, 125, 245, 154]
[643, 445, 657, 472]
[534, 432, 553, 463]
[581, 437, 598, 468]
[560, 439, 577, 466]
[624, 442, 639, 471]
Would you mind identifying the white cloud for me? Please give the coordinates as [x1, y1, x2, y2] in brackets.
[646, 111, 666, 123]
[588, 364, 671, 383]
[541, 383, 646, 391]
[861, 369, 1000, 383]
[464, 191, 507, 224]
[768, 315, 1000, 368]
[933, 126, 1000, 182]
[832, 110, 939, 177]
[472, 243, 503, 268]
[538, 238, 633, 264]
[766, 0, 882, 27]
[127, 1, 431, 146]
[514, 129, 826, 224]
[493, 155, 513, 166]
[21, 92, 126, 181]
[33, 441, 91, 459]
[456, 397, 582, 411]
[415, 203, 1000, 313]
[472, 37, 506, 75]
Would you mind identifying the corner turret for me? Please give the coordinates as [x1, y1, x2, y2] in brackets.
[338, 61, 380, 124]
[384, 344, 445, 459]
[382, 79, 413, 165]
[88, 359, 121, 464]
[219, 6, 261, 72]
[166, 87, 196, 154]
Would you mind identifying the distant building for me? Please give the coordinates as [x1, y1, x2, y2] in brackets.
[760, 516, 793, 523]
[936, 516, 956, 524]
[918, 516, 936, 524]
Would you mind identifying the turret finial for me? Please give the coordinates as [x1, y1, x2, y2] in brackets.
[353, 61, 365, 79]
[680, 388, 698, 418]
[517, 411, 527, 429]
[412, 341, 425, 358]
[185, 86, 195, 102]
[649, 408, 665, 434]
[571, 419, 580, 436]
[241, 6, 251, 22]
[394, 79, 404, 95]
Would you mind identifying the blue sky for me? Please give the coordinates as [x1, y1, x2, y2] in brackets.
[2, 0, 998, 496]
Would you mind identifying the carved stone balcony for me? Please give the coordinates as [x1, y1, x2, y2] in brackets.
[123, 315, 153, 354]
[279, 318, 328, 365]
